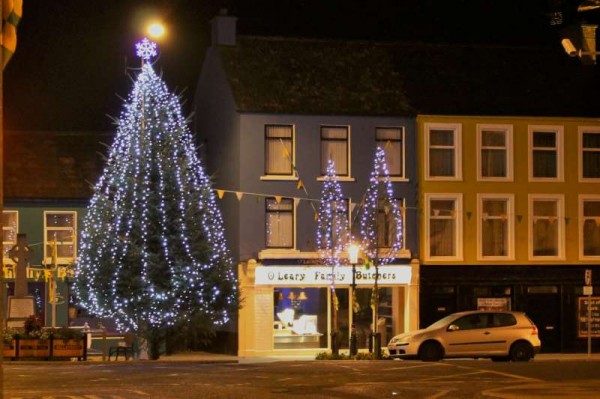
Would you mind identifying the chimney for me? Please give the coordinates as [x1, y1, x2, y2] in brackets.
[581, 24, 597, 65]
[211, 9, 237, 46]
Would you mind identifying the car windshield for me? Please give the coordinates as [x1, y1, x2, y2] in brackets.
[426, 314, 457, 330]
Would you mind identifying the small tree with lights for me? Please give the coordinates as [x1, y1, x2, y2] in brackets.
[357, 146, 403, 355]
[74, 39, 236, 359]
[316, 160, 349, 354]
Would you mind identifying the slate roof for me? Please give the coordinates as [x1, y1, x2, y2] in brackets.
[4, 131, 112, 201]
[218, 36, 600, 118]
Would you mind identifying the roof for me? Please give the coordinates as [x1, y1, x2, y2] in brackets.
[219, 36, 415, 116]
[4, 131, 112, 201]
[217, 36, 600, 118]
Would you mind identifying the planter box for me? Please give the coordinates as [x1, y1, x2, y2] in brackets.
[52, 339, 85, 359]
[3, 341, 17, 358]
[18, 339, 50, 358]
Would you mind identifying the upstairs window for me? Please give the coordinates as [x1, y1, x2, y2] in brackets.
[529, 126, 563, 181]
[321, 126, 349, 176]
[265, 125, 294, 176]
[376, 127, 404, 177]
[266, 198, 294, 248]
[529, 195, 564, 259]
[580, 128, 600, 180]
[478, 195, 513, 259]
[44, 211, 77, 264]
[426, 194, 462, 259]
[581, 196, 600, 258]
[2, 211, 18, 263]
[425, 123, 461, 180]
[377, 198, 404, 248]
[477, 124, 513, 181]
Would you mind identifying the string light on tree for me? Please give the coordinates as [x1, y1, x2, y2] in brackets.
[74, 38, 236, 359]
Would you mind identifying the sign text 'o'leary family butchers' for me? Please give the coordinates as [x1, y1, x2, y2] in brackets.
[254, 265, 412, 286]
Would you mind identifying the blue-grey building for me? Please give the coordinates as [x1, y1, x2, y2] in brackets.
[194, 15, 420, 357]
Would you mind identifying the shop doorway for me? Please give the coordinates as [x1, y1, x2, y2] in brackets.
[332, 289, 350, 349]
[525, 286, 561, 353]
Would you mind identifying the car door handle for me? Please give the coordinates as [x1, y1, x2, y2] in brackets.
[484, 331, 491, 335]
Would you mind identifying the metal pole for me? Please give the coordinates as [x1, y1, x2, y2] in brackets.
[350, 263, 357, 356]
[588, 295, 592, 359]
[0, 0, 5, 392]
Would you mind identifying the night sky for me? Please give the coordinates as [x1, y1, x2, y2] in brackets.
[3, 0, 589, 131]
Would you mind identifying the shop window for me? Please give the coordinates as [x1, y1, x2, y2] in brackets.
[321, 126, 349, 177]
[529, 195, 564, 259]
[273, 288, 327, 350]
[477, 124, 513, 180]
[2, 210, 18, 263]
[265, 198, 294, 248]
[580, 196, 600, 258]
[376, 127, 404, 177]
[44, 211, 77, 264]
[264, 124, 294, 177]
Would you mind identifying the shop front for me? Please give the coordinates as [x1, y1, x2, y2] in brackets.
[238, 259, 420, 357]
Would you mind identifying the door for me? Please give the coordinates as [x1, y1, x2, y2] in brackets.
[444, 313, 496, 356]
[525, 286, 561, 352]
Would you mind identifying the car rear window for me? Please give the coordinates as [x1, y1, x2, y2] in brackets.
[491, 313, 517, 327]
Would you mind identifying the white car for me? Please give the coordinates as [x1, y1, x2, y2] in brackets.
[387, 310, 541, 362]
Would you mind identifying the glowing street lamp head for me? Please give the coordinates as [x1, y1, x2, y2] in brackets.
[348, 243, 360, 264]
[147, 23, 165, 39]
[136, 37, 158, 61]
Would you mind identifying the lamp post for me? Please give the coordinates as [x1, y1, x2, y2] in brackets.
[348, 244, 360, 356]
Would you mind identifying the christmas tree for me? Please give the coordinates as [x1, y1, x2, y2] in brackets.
[74, 39, 236, 358]
[316, 160, 349, 354]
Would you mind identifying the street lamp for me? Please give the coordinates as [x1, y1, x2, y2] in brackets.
[347, 243, 360, 356]
[147, 22, 166, 39]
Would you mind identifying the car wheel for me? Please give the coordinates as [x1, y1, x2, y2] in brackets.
[510, 342, 533, 362]
[418, 341, 443, 362]
[491, 356, 509, 362]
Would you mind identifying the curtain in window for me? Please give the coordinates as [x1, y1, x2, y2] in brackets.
[481, 130, 506, 178]
[2, 211, 17, 258]
[482, 199, 507, 257]
[583, 200, 600, 256]
[321, 127, 348, 176]
[265, 125, 293, 175]
[376, 128, 402, 176]
[533, 201, 558, 256]
[266, 199, 293, 248]
[429, 129, 455, 177]
[532, 132, 557, 178]
[377, 199, 401, 248]
[582, 133, 600, 178]
[430, 199, 455, 256]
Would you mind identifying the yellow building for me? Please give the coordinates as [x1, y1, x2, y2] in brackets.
[418, 115, 600, 352]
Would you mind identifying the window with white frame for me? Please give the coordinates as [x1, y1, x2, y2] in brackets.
[265, 125, 294, 176]
[376, 127, 404, 177]
[425, 123, 461, 180]
[44, 211, 77, 264]
[2, 211, 18, 263]
[321, 126, 349, 176]
[266, 198, 294, 248]
[529, 195, 564, 259]
[529, 126, 563, 180]
[580, 196, 600, 258]
[580, 128, 600, 180]
[426, 194, 462, 259]
[477, 124, 513, 180]
[377, 198, 404, 248]
[478, 195, 514, 259]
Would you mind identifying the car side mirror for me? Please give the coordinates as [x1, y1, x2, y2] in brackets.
[447, 324, 460, 332]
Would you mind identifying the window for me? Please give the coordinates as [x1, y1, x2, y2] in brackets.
[265, 125, 294, 176]
[580, 127, 600, 180]
[2, 211, 18, 263]
[425, 123, 461, 180]
[426, 194, 463, 260]
[266, 198, 294, 248]
[529, 195, 564, 259]
[453, 314, 488, 330]
[580, 196, 600, 258]
[491, 313, 517, 327]
[44, 211, 77, 264]
[321, 126, 349, 176]
[376, 127, 404, 177]
[529, 126, 563, 181]
[377, 198, 404, 248]
[477, 124, 513, 180]
[478, 195, 514, 260]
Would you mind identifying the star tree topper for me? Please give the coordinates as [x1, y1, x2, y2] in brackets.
[136, 37, 158, 61]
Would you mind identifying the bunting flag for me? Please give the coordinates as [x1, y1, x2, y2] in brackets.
[216, 189, 225, 199]
[275, 195, 282, 204]
[296, 180, 304, 190]
[235, 192, 244, 201]
[1, 0, 23, 69]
